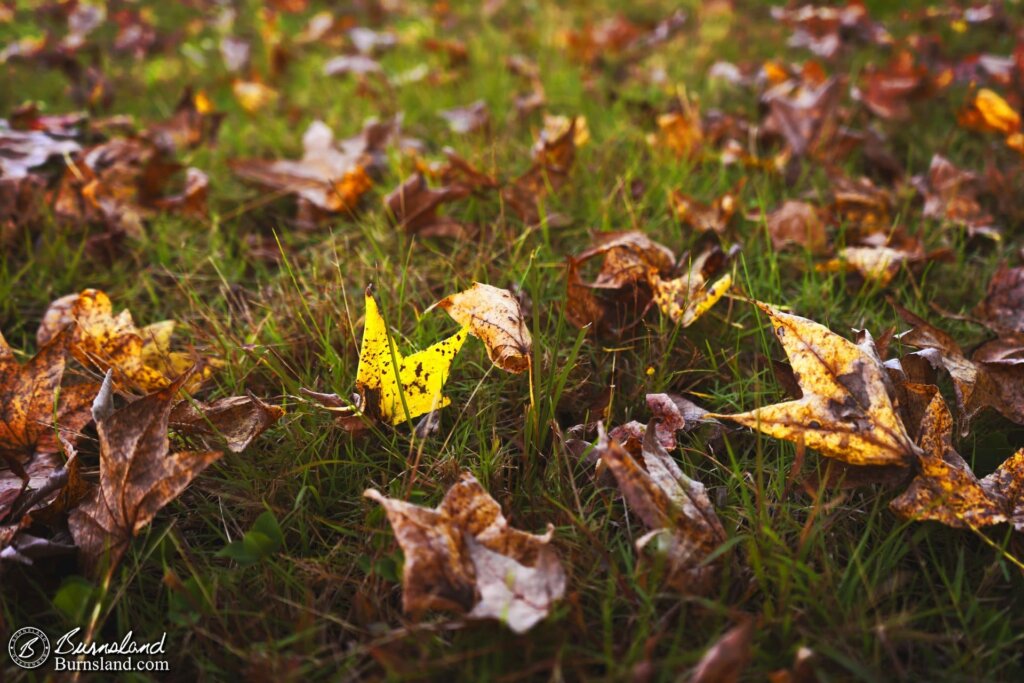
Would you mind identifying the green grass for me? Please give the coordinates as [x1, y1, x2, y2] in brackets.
[2, 0, 1024, 680]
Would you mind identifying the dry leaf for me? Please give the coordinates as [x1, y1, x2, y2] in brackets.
[364, 472, 565, 633]
[384, 173, 470, 237]
[764, 200, 828, 254]
[689, 617, 755, 683]
[169, 394, 284, 453]
[37, 288, 218, 394]
[711, 301, 917, 467]
[596, 423, 726, 594]
[431, 283, 532, 373]
[0, 328, 96, 476]
[68, 373, 223, 574]
[230, 120, 374, 214]
[438, 100, 490, 135]
[975, 265, 1024, 334]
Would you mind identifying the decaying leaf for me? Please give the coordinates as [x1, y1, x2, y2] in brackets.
[384, 173, 470, 237]
[169, 394, 285, 453]
[364, 472, 565, 633]
[230, 120, 374, 215]
[502, 115, 583, 223]
[689, 617, 755, 683]
[711, 301, 917, 467]
[668, 182, 742, 236]
[596, 422, 726, 594]
[0, 328, 96, 475]
[438, 100, 490, 135]
[37, 288, 218, 394]
[763, 200, 828, 254]
[912, 155, 998, 241]
[354, 288, 467, 425]
[887, 383, 1024, 531]
[68, 373, 223, 574]
[431, 283, 532, 373]
[565, 231, 733, 335]
[959, 88, 1021, 136]
[895, 303, 1024, 432]
[975, 265, 1024, 335]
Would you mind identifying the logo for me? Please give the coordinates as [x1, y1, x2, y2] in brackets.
[8, 627, 50, 669]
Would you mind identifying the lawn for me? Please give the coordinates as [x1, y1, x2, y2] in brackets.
[2, 0, 1024, 680]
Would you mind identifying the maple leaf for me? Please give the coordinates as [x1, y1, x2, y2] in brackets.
[230, 120, 374, 215]
[384, 173, 471, 238]
[430, 283, 532, 374]
[68, 373, 223, 575]
[894, 303, 1024, 433]
[37, 289, 218, 394]
[595, 422, 726, 594]
[710, 301, 917, 467]
[364, 472, 565, 633]
[0, 327, 96, 477]
[354, 289, 467, 425]
[890, 384, 1024, 531]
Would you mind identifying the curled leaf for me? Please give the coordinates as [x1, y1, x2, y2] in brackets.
[432, 283, 532, 373]
[364, 472, 565, 633]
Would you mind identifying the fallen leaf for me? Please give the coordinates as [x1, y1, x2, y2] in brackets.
[975, 264, 1024, 334]
[323, 54, 382, 77]
[596, 422, 726, 594]
[438, 100, 490, 135]
[764, 200, 828, 254]
[0, 328, 96, 476]
[710, 301, 917, 467]
[959, 88, 1021, 136]
[170, 394, 285, 453]
[68, 373, 223, 575]
[354, 288, 467, 425]
[37, 288, 218, 394]
[912, 154, 998, 241]
[232, 79, 279, 114]
[384, 173, 470, 237]
[690, 617, 755, 683]
[364, 472, 565, 633]
[231, 120, 374, 215]
[431, 283, 532, 373]
[894, 303, 1024, 432]
[669, 181, 742, 236]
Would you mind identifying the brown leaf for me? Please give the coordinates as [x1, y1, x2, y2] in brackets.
[364, 472, 565, 633]
[669, 181, 743, 236]
[384, 173, 470, 237]
[710, 301, 917, 467]
[689, 617, 755, 683]
[596, 423, 726, 594]
[502, 115, 582, 223]
[170, 394, 285, 453]
[323, 54, 382, 77]
[855, 51, 929, 121]
[143, 88, 223, 155]
[764, 200, 828, 254]
[912, 155, 999, 241]
[438, 100, 490, 135]
[432, 283, 532, 373]
[975, 264, 1024, 335]
[895, 303, 1024, 432]
[68, 373, 223, 575]
[0, 328, 95, 475]
[230, 120, 374, 214]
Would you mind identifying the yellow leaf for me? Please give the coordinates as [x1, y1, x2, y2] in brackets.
[709, 301, 916, 466]
[356, 290, 466, 425]
[37, 289, 217, 394]
[967, 89, 1021, 135]
[650, 272, 732, 327]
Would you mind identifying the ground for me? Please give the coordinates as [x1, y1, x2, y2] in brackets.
[2, 0, 1024, 681]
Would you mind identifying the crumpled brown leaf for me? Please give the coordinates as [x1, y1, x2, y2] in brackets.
[384, 173, 470, 237]
[890, 384, 1024, 531]
[0, 327, 96, 477]
[763, 200, 828, 254]
[169, 394, 284, 453]
[364, 472, 565, 633]
[431, 283, 532, 373]
[689, 616, 755, 683]
[974, 264, 1024, 335]
[69, 373, 223, 575]
[438, 100, 490, 135]
[596, 422, 726, 594]
[502, 115, 583, 223]
[230, 120, 374, 215]
[669, 181, 743, 236]
[895, 302, 1024, 433]
[711, 301, 917, 467]
[912, 154, 999, 241]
